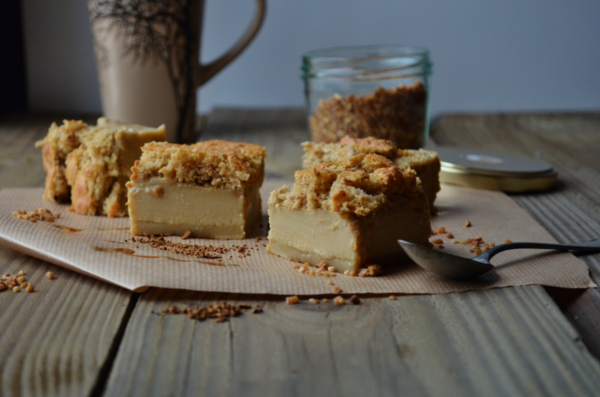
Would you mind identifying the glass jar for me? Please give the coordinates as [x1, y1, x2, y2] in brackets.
[302, 45, 433, 149]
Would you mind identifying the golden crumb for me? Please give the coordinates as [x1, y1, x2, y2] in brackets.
[431, 239, 443, 245]
[322, 298, 329, 303]
[389, 295, 397, 301]
[445, 233, 454, 239]
[505, 239, 512, 244]
[13, 208, 60, 223]
[302, 136, 441, 212]
[308, 82, 427, 149]
[309, 298, 320, 305]
[333, 296, 345, 306]
[13, 286, 20, 293]
[286, 296, 300, 305]
[131, 140, 266, 193]
[269, 153, 425, 216]
[437, 226, 445, 234]
[181, 230, 192, 240]
[26, 284, 35, 292]
[153, 186, 164, 197]
[465, 220, 471, 227]
[333, 286, 342, 294]
[46, 271, 55, 280]
[327, 280, 334, 286]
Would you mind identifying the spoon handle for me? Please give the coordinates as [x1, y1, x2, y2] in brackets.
[477, 238, 600, 263]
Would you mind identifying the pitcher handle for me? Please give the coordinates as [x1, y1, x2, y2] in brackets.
[197, 0, 266, 86]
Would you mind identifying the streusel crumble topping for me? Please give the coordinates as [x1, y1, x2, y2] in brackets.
[131, 141, 266, 192]
[269, 153, 422, 216]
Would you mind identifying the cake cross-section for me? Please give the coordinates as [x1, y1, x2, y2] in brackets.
[127, 140, 266, 239]
[302, 135, 440, 212]
[266, 153, 432, 273]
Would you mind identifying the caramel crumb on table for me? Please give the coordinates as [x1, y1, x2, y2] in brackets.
[333, 286, 342, 294]
[181, 230, 192, 240]
[46, 271, 55, 280]
[389, 295, 397, 301]
[286, 296, 300, 305]
[322, 298, 329, 303]
[465, 220, 471, 227]
[505, 239, 512, 244]
[437, 226, 446, 234]
[333, 296, 345, 306]
[13, 208, 60, 223]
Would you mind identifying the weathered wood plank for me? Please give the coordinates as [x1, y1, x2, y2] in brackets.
[104, 286, 600, 397]
[430, 112, 600, 358]
[0, 114, 136, 397]
[0, 250, 135, 397]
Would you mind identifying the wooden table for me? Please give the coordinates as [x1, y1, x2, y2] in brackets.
[1, 109, 600, 397]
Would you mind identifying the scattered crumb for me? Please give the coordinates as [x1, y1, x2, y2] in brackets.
[253, 307, 263, 314]
[364, 264, 381, 277]
[328, 266, 337, 273]
[438, 245, 445, 249]
[465, 220, 471, 227]
[130, 236, 247, 259]
[46, 271, 55, 280]
[322, 299, 329, 303]
[181, 230, 192, 240]
[13, 208, 60, 223]
[309, 298, 320, 304]
[505, 239, 512, 244]
[160, 301, 251, 323]
[445, 233, 454, 239]
[333, 286, 342, 294]
[152, 186, 164, 198]
[327, 280, 334, 286]
[451, 240, 459, 244]
[13, 286, 20, 293]
[431, 239, 443, 245]
[286, 296, 300, 305]
[333, 296, 345, 306]
[26, 283, 35, 292]
[389, 295, 397, 301]
[437, 226, 446, 234]
[350, 295, 361, 305]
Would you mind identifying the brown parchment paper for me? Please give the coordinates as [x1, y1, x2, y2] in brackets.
[0, 183, 594, 295]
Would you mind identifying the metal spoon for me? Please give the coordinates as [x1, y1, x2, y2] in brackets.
[398, 238, 600, 279]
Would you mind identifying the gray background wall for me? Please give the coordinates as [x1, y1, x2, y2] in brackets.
[21, 0, 600, 117]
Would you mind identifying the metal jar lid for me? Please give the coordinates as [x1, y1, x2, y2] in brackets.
[435, 148, 558, 192]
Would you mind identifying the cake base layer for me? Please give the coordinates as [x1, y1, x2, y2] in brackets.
[128, 179, 261, 239]
[266, 202, 431, 273]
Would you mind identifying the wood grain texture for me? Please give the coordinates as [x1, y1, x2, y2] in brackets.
[0, 114, 135, 397]
[104, 286, 600, 397]
[101, 109, 600, 397]
[430, 112, 600, 358]
[0, 249, 134, 397]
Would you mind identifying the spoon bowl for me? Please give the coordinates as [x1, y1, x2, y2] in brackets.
[398, 238, 600, 279]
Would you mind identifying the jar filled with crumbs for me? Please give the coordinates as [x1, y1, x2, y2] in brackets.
[302, 45, 432, 149]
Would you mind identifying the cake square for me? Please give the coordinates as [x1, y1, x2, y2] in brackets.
[266, 153, 431, 273]
[36, 118, 166, 217]
[127, 140, 267, 239]
[302, 136, 440, 212]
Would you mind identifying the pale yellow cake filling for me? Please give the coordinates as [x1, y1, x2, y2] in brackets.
[127, 178, 261, 239]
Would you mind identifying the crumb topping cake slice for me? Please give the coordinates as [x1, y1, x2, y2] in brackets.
[36, 118, 166, 217]
[267, 153, 431, 273]
[127, 140, 267, 239]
